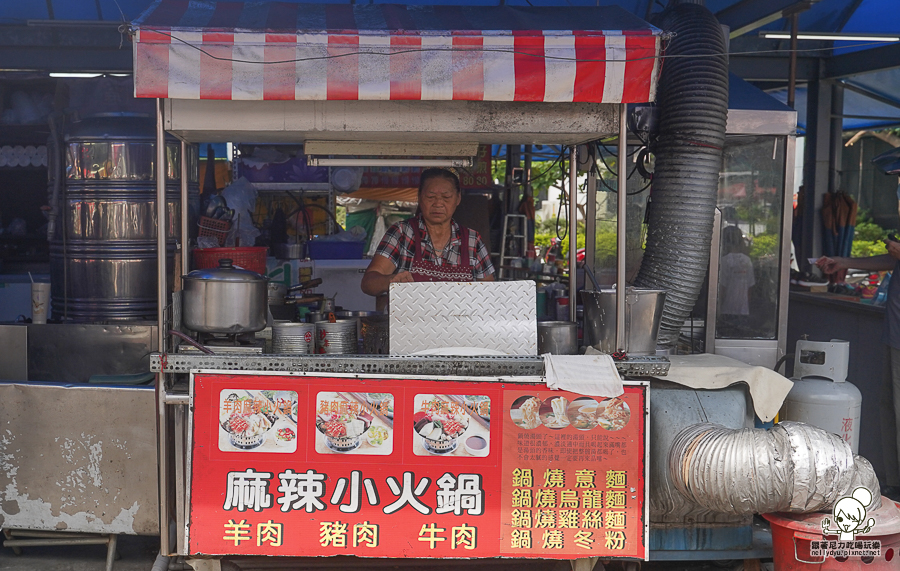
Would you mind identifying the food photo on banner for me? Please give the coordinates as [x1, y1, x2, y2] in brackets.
[315, 392, 394, 455]
[187, 372, 648, 560]
[218, 390, 298, 452]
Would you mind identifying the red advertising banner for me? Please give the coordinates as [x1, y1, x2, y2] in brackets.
[188, 373, 647, 559]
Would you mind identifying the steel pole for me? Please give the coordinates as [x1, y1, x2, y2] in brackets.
[788, 13, 798, 109]
[156, 99, 167, 350]
[155, 98, 170, 557]
[616, 104, 627, 352]
[568, 145, 578, 322]
[585, 152, 597, 291]
[180, 140, 190, 274]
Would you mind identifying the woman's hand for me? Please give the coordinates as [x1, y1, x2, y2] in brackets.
[390, 271, 414, 284]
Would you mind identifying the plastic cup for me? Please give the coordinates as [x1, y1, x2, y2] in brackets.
[31, 282, 51, 324]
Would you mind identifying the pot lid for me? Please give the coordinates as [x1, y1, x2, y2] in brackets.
[184, 259, 267, 283]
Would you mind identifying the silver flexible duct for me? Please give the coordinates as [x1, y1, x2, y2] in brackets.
[668, 422, 881, 515]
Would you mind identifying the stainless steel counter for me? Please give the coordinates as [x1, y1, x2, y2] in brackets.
[0, 323, 157, 382]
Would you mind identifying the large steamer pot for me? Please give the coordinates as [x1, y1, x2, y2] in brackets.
[182, 259, 268, 334]
[52, 114, 200, 322]
[65, 114, 198, 184]
[50, 242, 175, 322]
[64, 190, 181, 241]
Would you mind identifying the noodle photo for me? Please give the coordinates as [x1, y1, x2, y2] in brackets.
[510, 395, 542, 430]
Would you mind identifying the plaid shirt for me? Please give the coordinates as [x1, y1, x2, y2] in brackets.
[375, 217, 495, 279]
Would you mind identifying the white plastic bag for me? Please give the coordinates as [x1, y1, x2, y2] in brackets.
[221, 177, 260, 246]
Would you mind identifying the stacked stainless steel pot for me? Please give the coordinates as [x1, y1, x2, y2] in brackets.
[51, 114, 199, 321]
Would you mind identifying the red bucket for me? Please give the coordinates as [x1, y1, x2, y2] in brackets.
[763, 498, 900, 570]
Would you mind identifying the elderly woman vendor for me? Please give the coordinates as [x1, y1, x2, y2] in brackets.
[361, 168, 495, 307]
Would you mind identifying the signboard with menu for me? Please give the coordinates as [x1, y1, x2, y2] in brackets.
[188, 372, 648, 559]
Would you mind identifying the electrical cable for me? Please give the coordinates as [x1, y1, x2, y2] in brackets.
[594, 141, 651, 195]
[555, 155, 569, 242]
[600, 140, 641, 158]
[286, 189, 343, 236]
[284, 190, 312, 236]
[303, 202, 342, 228]
[527, 149, 566, 185]
[132, 27, 898, 66]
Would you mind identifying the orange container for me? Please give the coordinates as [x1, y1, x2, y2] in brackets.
[763, 498, 900, 570]
[194, 247, 268, 276]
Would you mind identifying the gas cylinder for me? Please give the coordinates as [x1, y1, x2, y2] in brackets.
[780, 339, 862, 453]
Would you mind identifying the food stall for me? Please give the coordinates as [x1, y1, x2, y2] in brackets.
[10, 0, 900, 567]
[129, 0, 667, 566]
[0, 0, 822, 568]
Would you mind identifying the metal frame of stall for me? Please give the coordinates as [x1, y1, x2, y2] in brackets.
[149, 90, 797, 571]
[135, 3, 666, 563]
[708, 107, 797, 369]
[580, 90, 797, 370]
[152, 98, 636, 560]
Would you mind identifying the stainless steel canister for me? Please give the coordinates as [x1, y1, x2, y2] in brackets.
[315, 319, 357, 354]
[537, 321, 578, 355]
[272, 322, 315, 354]
[335, 310, 382, 341]
[360, 313, 390, 355]
[182, 259, 268, 334]
[267, 282, 287, 305]
[580, 287, 667, 355]
[52, 113, 200, 322]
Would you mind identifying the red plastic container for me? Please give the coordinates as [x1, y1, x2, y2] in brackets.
[197, 216, 231, 246]
[763, 498, 900, 570]
[194, 247, 268, 276]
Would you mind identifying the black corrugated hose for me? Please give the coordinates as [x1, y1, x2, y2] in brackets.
[634, 0, 729, 349]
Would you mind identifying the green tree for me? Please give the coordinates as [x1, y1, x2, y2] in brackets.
[492, 159, 565, 199]
[852, 240, 888, 258]
[749, 233, 778, 258]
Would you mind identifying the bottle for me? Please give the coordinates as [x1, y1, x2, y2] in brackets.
[874, 272, 892, 306]
[861, 273, 880, 302]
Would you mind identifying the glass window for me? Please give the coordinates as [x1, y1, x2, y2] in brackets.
[715, 136, 786, 340]
[591, 144, 651, 286]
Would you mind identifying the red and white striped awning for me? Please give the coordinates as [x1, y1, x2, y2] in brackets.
[132, 1, 662, 104]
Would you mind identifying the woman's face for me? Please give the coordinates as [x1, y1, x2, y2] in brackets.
[419, 177, 461, 226]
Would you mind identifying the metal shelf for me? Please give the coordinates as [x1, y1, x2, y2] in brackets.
[249, 182, 332, 193]
[151, 352, 669, 377]
[152, 353, 545, 377]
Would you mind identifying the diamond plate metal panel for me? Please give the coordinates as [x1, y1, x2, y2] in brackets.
[389, 282, 536, 355]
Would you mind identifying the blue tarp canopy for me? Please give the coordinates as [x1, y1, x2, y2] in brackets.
[2, 0, 899, 130]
